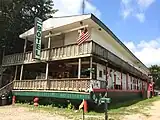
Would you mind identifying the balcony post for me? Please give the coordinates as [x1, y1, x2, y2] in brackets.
[45, 63, 49, 80]
[45, 32, 51, 89]
[20, 65, 23, 80]
[14, 66, 18, 80]
[20, 38, 27, 80]
[78, 58, 81, 79]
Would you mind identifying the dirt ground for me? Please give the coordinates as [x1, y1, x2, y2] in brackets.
[123, 100, 160, 120]
[0, 106, 70, 120]
[0, 100, 160, 120]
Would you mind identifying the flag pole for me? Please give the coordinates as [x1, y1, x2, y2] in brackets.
[82, 0, 85, 15]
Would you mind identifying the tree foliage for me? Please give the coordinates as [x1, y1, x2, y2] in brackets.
[149, 65, 160, 89]
[0, 0, 57, 55]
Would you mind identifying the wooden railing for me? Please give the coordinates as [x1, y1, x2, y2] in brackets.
[2, 53, 24, 66]
[13, 80, 47, 90]
[2, 41, 92, 66]
[13, 78, 91, 92]
[0, 81, 14, 97]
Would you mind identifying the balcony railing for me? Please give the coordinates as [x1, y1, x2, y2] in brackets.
[2, 41, 92, 66]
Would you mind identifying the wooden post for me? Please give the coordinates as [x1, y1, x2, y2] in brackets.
[84, 100, 88, 113]
[14, 66, 18, 80]
[137, 79, 139, 90]
[20, 65, 23, 80]
[20, 38, 27, 80]
[106, 64, 108, 89]
[114, 71, 116, 90]
[24, 38, 27, 53]
[0, 70, 3, 88]
[90, 57, 92, 79]
[105, 102, 108, 120]
[0, 47, 5, 88]
[126, 73, 128, 90]
[142, 81, 144, 90]
[45, 32, 51, 82]
[45, 63, 49, 80]
[121, 71, 122, 90]
[78, 58, 81, 79]
[12, 96, 16, 105]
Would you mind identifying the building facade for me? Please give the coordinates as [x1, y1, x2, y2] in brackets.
[0, 14, 151, 107]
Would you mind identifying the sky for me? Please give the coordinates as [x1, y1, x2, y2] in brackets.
[53, 0, 160, 67]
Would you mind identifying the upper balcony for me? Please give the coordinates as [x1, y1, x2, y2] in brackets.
[2, 41, 92, 66]
[2, 40, 149, 80]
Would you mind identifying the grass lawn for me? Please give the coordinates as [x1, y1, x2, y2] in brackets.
[16, 96, 160, 120]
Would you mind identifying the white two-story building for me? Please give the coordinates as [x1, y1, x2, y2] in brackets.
[0, 14, 150, 106]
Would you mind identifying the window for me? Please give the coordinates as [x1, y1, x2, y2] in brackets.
[99, 70, 102, 78]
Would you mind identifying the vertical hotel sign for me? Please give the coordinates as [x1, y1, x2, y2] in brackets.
[33, 17, 43, 60]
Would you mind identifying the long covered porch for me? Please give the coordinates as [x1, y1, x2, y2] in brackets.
[12, 57, 107, 92]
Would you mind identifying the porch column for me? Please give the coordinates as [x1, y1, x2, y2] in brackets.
[45, 63, 49, 80]
[0, 70, 3, 88]
[90, 57, 92, 79]
[14, 66, 18, 80]
[126, 73, 129, 90]
[45, 32, 51, 80]
[20, 38, 27, 80]
[78, 58, 81, 79]
[137, 79, 139, 90]
[20, 65, 24, 80]
[114, 71, 116, 89]
[121, 71, 122, 90]
[0, 47, 5, 87]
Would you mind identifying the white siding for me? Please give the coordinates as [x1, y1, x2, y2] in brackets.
[91, 28, 148, 75]
[116, 71, 121, 85]
[97, 63, 106, 81]
[64, 31, 78, 45]
[64, 28, 92, 45]
[122, 73, 126, 90]
[107, 67, 114, 89]
[128, 74, 131, 90]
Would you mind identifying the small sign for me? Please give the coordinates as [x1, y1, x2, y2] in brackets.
[100, 98, 111, 104]
[33, 17, 43, 60]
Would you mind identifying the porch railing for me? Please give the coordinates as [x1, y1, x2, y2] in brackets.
[13, 78, 91, 92]
[2, 41, 92, 66]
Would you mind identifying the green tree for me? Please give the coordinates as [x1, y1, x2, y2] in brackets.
[0, 0, 57, 56]
[149, 65, 160, 89]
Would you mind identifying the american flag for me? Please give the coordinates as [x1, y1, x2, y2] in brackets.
[77, 27, 90, 46]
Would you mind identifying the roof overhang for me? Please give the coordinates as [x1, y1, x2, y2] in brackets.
[19, 14, 92, 42]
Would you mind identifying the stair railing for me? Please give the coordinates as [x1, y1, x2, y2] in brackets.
[0, 80, 14, 97]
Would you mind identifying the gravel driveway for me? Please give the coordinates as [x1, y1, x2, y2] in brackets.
[0, 105, 70, 120]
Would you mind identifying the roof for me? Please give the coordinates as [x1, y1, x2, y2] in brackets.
[19, 13, 149, 73]
[90, 14, 149, 73]
[19, 14, 91, 39]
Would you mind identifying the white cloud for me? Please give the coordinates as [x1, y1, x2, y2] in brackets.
[137, 0, 155, 9]
[135, 13, 145, 22]
[53, 0, 101, 18]
[124, 38, 160, 67]
[121, 0, 155, 22]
